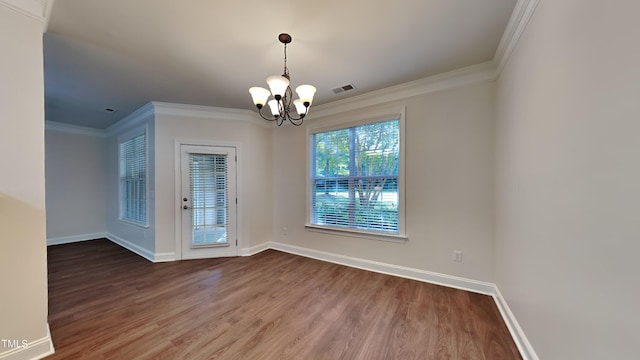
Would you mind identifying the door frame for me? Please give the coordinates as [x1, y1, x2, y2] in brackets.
[174, 139, 242, 260]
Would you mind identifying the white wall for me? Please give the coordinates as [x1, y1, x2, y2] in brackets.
[105, 113, 156, 255]
[495, 1, 640, 359]
[45, 130, 107, 242]
[153, 105, 274, 257]
[0, 2, 53, 359]
[272, 82, 497, 282]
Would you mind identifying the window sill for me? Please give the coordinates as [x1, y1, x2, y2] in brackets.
[304, 224, 408, 243]
[119, 218, 149, 229]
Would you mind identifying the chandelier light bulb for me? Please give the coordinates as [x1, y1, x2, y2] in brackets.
[266, 75, 289, 99]
[267, 99, 280, 117]
[293, 99, 307, 116]
[295, 84, 316, 106]
[249, 87, 271, 108]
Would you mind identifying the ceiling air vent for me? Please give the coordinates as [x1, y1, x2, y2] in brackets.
[331, 83, 357, 94]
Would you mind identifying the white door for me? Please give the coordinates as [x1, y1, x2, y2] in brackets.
[180, 145, 237, 259]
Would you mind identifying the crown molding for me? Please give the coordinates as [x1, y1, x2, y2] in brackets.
[47, 101, 270, 138]
[308, 0, 539, 121]
[42, 0, 53, 31]
[45, 120, 107, 138]
[41, 0, 538, 133]
[493, 0, 540, 73]
[151, 102, 269, 128]
[0, 0, 51, 25]
[104, 102, 155, 137]
[310, 61, 498, 120]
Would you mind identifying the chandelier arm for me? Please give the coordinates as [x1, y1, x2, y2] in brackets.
[284, 111, 307, 121]
[289, 117, 304, 126]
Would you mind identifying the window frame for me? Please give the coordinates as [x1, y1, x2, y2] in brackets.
[118, 127, 149, 228]
[306, 107, 407, 242]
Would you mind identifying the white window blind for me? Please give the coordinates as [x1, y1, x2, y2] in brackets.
[311, 119, 400, 234]
[190, 153, 228, 245]
[119, 133, 147, 225]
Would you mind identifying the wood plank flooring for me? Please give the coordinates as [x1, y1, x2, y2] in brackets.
[47, 239, 521, 359]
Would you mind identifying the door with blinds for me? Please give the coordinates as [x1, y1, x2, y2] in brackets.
[180, 145, 237, 259]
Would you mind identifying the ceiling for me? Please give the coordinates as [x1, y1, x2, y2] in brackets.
[44, 0, 517, 129]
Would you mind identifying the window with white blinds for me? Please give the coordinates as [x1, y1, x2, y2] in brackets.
[119, 132, 147, 225]
[310, 119, 401, 234]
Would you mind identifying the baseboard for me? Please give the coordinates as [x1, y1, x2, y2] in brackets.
[490, 286, 539, 360]
[0, 323, 54, 360]
[54, 236, 536, 359]
[268, 241, 537, 360]
[240, 242, 270, 256]
[105, 233, 156, 262]
[269, 241, 494, 295]
[46, 232, 107, 246]
[152, 252, 176, 262]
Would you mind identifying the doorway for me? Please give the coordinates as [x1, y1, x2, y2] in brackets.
[179, 144, 237, 259]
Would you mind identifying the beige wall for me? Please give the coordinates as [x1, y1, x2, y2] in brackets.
[272, 82, 497, 282]
[46, 131, 107, 240]
[0, 3, 51, 357]
[495, 0, 640, 358]
[153, 111, 274, 256]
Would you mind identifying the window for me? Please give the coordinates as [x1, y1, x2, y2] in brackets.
[310, 118, 402, 236]
[119, 131, 147, 226]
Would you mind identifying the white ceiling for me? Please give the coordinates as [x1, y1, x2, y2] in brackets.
[44, 0, 517, 129]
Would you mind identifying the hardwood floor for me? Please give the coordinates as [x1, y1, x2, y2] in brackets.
[47, 239, 521, 359]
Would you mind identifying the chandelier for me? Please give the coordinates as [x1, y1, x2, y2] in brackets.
[249, 33, 316, 126]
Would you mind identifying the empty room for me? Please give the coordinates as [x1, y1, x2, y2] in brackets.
[1, 0, 639, 359]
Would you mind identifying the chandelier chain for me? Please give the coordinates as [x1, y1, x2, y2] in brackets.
[283, 43, 289, 76]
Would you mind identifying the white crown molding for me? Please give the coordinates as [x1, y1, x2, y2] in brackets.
[40, 0, 537, 133]
[49, 101, 268, 138]
[104, 102, 155, 137]
[493, 0, 540, 73]
[310, 61, 498, 120]
[151, 101, 269, 128]
[0, 0, 49, 24]
[45, 120, 107, 138]
[42, 0, 53, 31]
[307, 0, 539, 121]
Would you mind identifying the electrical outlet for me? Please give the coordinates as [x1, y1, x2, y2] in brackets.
[283, 226, 288, 236]
[453, 250, 463, 262]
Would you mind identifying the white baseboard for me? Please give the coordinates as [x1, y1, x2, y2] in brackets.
[0, 323, 54, 360]
[268, 241, 537, 360]
[51, 236, 536, 359]
[491, 287, 539, 360]
[152, 252, 176, 262]
[47, 232, 107, 246]
[105, 233, 155, 262]
[47, 232, 175, 262]
[240, 242, 270, 256]
[269, 241, 495, 295]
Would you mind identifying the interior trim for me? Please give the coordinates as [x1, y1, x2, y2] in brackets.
[0, 323, 54, 360]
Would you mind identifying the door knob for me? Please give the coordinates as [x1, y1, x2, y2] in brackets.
[183, 197, 188, 202]
[183, 205, 189, 210]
